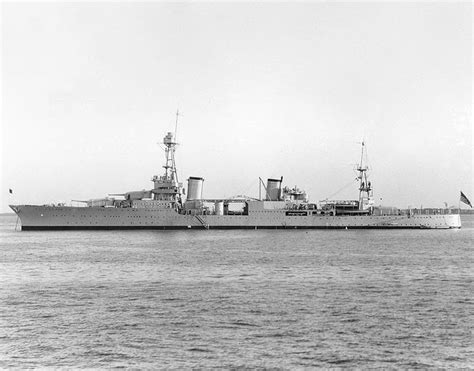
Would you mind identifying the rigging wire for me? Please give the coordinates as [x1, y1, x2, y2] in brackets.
[322, 178, 359, 201]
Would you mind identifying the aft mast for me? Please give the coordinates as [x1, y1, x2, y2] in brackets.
[357, 141, 373, 211]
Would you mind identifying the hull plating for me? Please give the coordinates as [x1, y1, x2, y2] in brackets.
[11, 205, 462, 230]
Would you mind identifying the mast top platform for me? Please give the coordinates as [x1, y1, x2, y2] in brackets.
[163, 132, 177, 146]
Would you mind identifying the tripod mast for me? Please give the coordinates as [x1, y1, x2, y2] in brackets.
[357, 141, 373, 210]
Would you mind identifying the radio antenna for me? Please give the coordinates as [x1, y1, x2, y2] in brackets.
[174, 109, 180, 142]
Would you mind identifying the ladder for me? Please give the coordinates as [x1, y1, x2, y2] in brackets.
[195, 214, 209, 229]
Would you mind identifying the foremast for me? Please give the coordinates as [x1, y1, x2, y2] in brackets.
[357, 141, 373, 211]
[151, 113, 184, 205]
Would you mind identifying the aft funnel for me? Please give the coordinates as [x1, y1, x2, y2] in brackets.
[266, 178, 282, 201]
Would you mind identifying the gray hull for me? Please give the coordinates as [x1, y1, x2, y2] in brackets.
[10, 205, 462, 230]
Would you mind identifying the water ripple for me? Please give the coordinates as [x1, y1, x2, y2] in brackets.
[0, 214, 473, 368]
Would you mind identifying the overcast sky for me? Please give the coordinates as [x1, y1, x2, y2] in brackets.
[1, 1, 472, 212]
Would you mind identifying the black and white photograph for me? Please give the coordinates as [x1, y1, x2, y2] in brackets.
[1, 1, 472, 368]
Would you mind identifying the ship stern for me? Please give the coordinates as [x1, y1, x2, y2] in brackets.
[446, 213, 462, 228]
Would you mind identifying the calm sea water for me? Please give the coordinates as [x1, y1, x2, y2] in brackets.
[0, 214, 472, 368]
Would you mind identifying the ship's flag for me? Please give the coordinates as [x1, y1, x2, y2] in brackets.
[460, 191, 472, 208]
[9, 189, 12, 194]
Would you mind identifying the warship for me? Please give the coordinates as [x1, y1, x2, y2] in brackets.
[10, 127, 461, 230]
